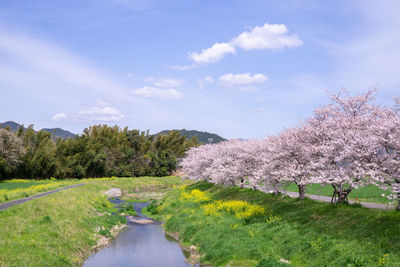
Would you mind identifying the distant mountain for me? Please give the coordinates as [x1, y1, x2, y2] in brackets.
[41, 128, 77, 139]
[156, 129, 227, 144]
[0, 121, 21, 131]
[0, 121, 76, 140]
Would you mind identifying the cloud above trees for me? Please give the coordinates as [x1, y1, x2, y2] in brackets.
[219, 73, 268, 92]
[187, 23, 302, 65]
[132, 86, 182, 100]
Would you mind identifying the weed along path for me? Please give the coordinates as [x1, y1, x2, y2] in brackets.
[84, 198, 196, 267]
[0, 183, 85, 211]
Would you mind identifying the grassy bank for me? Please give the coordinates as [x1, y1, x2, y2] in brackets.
[284, 183, 390, 204]
[145, 182, 400, 267]
[0, 176, 187, 266]
[0, 175, 187, 204]
[0, 179, 83, 203]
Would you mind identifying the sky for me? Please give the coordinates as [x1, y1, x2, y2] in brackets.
[0, 0, 399, 139]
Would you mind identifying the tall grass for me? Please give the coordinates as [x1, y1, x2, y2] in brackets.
[0, 179, 82, 203]
[0, 176, 188, 266]
[0, 176, 186, 203]
[145, 182, 400, 267]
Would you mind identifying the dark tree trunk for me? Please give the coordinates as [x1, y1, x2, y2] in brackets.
[336, 191, 349, 204]
[297, 184, 306, 200]
[240, 178, 244, 188]
[395, 179, 400, 211]
[397, 193, 400, 211]
[331, 184, 352, 204]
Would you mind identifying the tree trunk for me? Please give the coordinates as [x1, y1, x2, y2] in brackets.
[297, 184, 306, 200]
[240, 178, 244, 188]
[331, 184, 353, 204]
[336, 191, 349, 204]
[396, 179, 400, 211]
[397, 193, 400, 211]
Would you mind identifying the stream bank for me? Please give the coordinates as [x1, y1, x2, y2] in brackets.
[84, 199, 197, 267]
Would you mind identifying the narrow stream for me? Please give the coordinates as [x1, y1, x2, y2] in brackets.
[84, 199, 196, 267]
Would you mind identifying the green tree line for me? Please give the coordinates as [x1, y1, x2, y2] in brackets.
[0, 124, 199, 180]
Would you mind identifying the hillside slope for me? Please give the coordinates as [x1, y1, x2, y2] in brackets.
[156, 129, 226, 144]
[0, 121, 76, 139]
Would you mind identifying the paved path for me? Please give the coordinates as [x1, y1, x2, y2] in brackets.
[285, 190, 393, 210]
[0, 183, 86, 211]
[245, 185, 394, 210]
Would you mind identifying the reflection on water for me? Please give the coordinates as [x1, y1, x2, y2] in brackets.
[84, 201, 196, 267]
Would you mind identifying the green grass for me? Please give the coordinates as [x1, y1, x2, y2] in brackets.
[145, 182, 400, 267]
[0, 176, 188, 266]
[123, 197, 154, 203]
[117, 202, 138, 216]
[0, 180, 52, 190]
[0, 179, 83, 203]
[0, 176, 189, 204]
[284, 183, 390, 204]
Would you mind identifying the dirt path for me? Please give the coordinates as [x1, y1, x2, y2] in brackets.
[0, 183, 86, 211]
[245, 185, 394, 210]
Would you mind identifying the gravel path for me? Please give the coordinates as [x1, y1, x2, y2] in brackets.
[0, 183, 86, 211]
[245, 185, 394, 210]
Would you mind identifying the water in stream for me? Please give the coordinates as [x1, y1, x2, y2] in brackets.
[84, 201, 196, 267]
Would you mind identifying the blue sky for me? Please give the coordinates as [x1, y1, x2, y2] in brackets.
[0, 0, 399, 139]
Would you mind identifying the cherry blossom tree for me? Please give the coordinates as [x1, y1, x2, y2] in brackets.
[180, 89, 400, 209]
[269, 126, 318, 199]
[370, 96, 400, 210]
[181, 139, 264, 187]
[180, 143, 217, 182]
[213, 139, 264, 187]
[306, 89, 382, 204]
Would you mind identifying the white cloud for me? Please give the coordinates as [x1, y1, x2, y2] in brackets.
[169, 64, 197, 71]
[231, 23, 303, 51]
[145, 77, 184, 87]
[219, 73, 268, 92]
[132, 86, 182, 100]
[188, 42, 236, 64]
[52, 113, 67, 121]
[77, 106, 124, 122]
[198, 76, 214, 90]
[203, 76, 214, 83]
[187, 23, 302, 65]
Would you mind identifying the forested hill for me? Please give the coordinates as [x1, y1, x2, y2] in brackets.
[0, 121, 76, 139]
[156, 129, 226, 144]
[41, 128, 77, 139]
